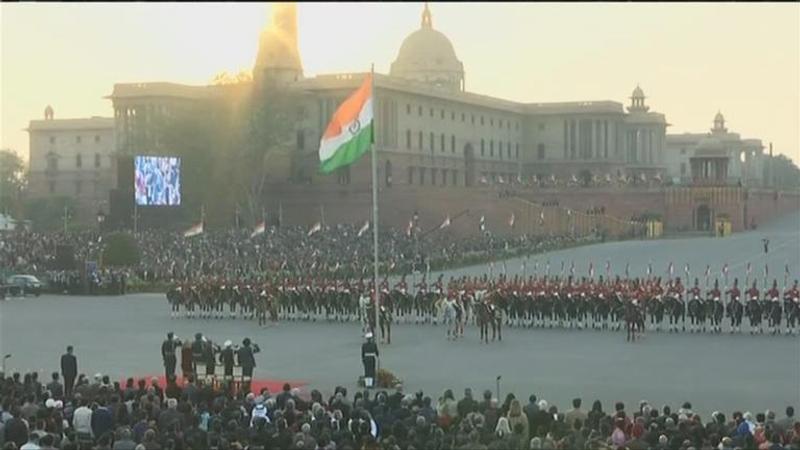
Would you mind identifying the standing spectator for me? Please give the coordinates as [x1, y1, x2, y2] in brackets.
[506, 399, 529, 444]
[45, 373, 63, 400]
[59, 346, 77, 397]
[457, 388, 478, 418]
[565, 397, 588, 430]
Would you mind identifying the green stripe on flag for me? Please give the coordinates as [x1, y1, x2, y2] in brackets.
[319, 122, 373, 174]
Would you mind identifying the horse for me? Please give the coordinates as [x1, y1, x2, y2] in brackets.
[687, 295, 706, 333]
[745, 298, 762, 334]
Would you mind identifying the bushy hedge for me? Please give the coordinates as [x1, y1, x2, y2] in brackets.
[102, 232, 140, 267]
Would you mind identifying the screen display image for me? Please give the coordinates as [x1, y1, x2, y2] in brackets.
[134, 156, 181, 206]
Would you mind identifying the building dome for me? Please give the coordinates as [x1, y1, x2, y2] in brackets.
[390, 3, 464, 91]
[631, 85, 645, 99]
[711, 110, 727, 133]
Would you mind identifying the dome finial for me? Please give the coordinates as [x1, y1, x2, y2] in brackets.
[421, 2, 433, 29]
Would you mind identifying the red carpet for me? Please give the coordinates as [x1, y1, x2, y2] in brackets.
[122, 375, 308, 396]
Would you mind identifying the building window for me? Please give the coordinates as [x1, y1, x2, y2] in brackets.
[431, 168, 437, 186]
[481, 139, 485, 156]
[75, 180, 82, 195]
[430, 132, 435, 152]
[430, 108, 434, 117]
[407, 104, 411, 114]
[471, 115, 475, 125]
[461, 113, 465, 122]
[76, 136, 82, 144]
[490, 140, 494, 157]
[451, 135, 456, 153]
[507, 143, 511, 159]
[419, 167, 426, 185]
[452, 170, 458, 186]
[516, 143, 520, 159]
[296, 130, 305, 149]
[48, 181, 55, 194]
[538, 123, 545, 131]
[537, 143, 545, 160]
[680, 162, 686, 176]
[563, 120, 569, 159]
[490, 118, 494, 127]
[47, 154, 58, 171]
[95, 135, 100, 143]
[499, 144, 503, 160]
[406, 129, 412, 149]
[76, 153, 82, 168]
[49, 136, 55, 144]
[441, 169, 448, 186]
[451, 111, 455, 121]
[94, 153, 101, 168]
[680, 147, 686, 155]
[408, 166, 414, 185]
[418, 131, 423, 149]
[481, 116, 484, 126]
[441, 134, 445, 152]
[418, 106, 423, 116]
[440, 109, 444, 119]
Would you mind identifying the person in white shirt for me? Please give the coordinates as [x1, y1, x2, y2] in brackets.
[72, 399, 93, 438]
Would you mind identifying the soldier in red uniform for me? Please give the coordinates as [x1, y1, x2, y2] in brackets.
[766, 280, 782, 335]
[784, 280, 800, 335]
[744, 280, 763, 334]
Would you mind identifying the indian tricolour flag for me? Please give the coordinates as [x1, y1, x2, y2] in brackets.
[183, 222, 203, 238]
[318, 73, 374, 173]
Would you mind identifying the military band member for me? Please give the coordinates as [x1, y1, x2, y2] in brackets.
[361, 332, 379, 388]
[161, 332, 180, 379]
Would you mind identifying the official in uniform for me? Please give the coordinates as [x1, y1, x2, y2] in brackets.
[161, 332, 180, 379]
[220, 340, 236, 377]
[237, 338, 260, 392]
[361, 332, 379, 388]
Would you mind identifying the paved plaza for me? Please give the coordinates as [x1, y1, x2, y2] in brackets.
[1, 211, 798, 417]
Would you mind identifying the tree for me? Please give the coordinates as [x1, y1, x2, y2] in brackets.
[0, 149, 27, 216]
[23, 196, 75, 232]
[102, 232, 140, 266]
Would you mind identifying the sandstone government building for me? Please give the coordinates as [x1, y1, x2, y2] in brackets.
[28, 3, 797, 234]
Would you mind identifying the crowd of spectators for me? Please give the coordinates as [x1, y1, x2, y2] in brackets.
[1, 226, 598, 294]
[1, 367, 796, 450]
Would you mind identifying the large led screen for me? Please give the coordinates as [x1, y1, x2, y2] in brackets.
[134, 156, 181, 206]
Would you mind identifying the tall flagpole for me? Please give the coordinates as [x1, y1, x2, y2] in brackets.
[370, 65, 380, 351]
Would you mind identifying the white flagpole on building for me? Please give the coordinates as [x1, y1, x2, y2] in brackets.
[370, 64, 381, 352]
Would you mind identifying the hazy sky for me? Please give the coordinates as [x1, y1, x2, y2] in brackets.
[2, 2, 798, 163]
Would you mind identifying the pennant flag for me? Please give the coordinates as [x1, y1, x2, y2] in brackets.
[479, 175, 489, 185]
[705, 265, 711, 278]
[406, 220, 414, 237]
[684, 264, 690, 277]
[545, 260, 550, 275]
[722, 263, 729, 275]
[560, 261, 565, 275]
[439, 215, 451, 230]
[508, 213, 516, 229]
[357, 220, 370, 238]
[605, 260, 611, 276]
[746, 262, 752, 275]
[539, 211, 545, 225]
[668, 262, 674, 277]
[786, 264, 790, 276]
[764, 264, 769, 278]
[647, 263, 653, 276]
[250, 221, 266, 239]
[183, 222, 204, 238]
[589, 262, 595, 278]
[308, 222, 322, 237]
[625, 263, 630, 277]
[570, 261, 575, 276]
[479, 215, 486, 232]
[318, 73, 373, 173]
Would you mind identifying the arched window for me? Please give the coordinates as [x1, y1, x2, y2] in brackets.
[76, 153, 82, 168]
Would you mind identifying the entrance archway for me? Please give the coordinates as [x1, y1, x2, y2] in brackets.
[463, 143, 476, 187]
[695, 204, 712, 231]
